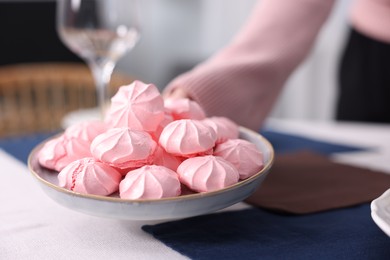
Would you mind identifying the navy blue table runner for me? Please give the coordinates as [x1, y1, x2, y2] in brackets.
[142, 130, 390, 259]
[143, 205, 389, 259]
[0, 132, 57, 163]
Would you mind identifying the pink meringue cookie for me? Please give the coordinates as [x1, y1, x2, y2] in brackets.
[119, 165, 181, 199]
[164, 98, 206, 120]
[90, 127, 157, 170]
[159, 119, 217, 157]
[177, 155, 239, 192]
[203, 116, 239, 144]
[58, 157, 122, 196]
[38, 134, 92, 172]
[152, 145, 183, 171]
[214, 139, 264, 180]
[105, 80, 165, 132]
[151, 110, 174, 141]
[64, 120, 108, 142]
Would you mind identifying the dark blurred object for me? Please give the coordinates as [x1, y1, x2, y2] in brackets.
[336, 28, 390, 123]
[0, 63, 134, 137]
[0, 1, 81, 65]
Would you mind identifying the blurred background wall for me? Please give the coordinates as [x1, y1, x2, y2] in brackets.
[0, 0, 355, 121]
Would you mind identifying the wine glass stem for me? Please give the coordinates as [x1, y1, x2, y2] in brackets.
[89, 61, 115, 119]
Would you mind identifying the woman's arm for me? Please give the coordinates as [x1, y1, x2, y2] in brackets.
[164, 0, 335, 130]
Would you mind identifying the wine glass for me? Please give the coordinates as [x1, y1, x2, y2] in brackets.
[56, 0, 140, 118]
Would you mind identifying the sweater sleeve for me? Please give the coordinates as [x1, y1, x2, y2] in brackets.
[164, 0, 335, 131]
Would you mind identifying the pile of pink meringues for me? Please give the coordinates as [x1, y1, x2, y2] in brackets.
[38, 80, 264, 199]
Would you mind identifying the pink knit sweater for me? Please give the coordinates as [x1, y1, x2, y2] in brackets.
[164, 0, 390, 131]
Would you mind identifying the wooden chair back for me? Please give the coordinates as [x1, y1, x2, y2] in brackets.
[0, 63, 133, 137]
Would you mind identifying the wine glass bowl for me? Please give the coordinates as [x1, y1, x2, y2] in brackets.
[56, 0, 140, 117]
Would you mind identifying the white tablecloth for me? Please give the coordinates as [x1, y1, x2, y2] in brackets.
[0, 150, 187, 260]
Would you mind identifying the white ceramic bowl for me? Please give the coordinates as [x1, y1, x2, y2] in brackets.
[28, 127, 274, 221]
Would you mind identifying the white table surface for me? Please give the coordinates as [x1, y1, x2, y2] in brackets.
[1, 119, 389, 259]
[266, 118, 390, 173]
[0, 149, 189, 260]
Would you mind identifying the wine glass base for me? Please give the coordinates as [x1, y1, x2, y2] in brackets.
[61, 107, 101, 129]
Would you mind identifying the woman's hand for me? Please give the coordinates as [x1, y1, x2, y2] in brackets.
[162, 87, 190, 100]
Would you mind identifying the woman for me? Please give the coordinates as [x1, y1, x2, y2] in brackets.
[163, 0, 390, 130]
